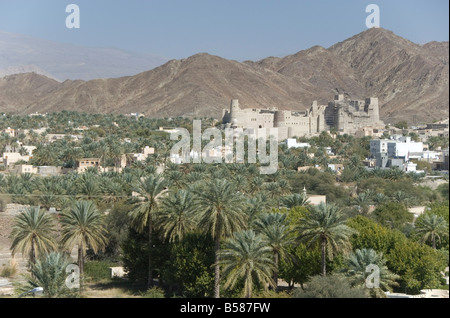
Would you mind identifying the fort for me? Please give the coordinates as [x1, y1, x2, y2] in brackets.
[222, 94, 385, 139]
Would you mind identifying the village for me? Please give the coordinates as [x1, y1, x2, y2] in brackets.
[0, 104, 448, 299]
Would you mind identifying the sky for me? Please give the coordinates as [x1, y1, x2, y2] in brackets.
[0, 0, 448, 61]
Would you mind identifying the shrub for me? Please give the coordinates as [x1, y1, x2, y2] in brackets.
[292, 275, 367, 298]
[84, 260, 116, 282]
[140, 286, 166, 298]
[0, 259, 18, 278]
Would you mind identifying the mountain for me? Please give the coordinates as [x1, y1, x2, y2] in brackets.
[328, 28, 449, 124]
[0, 30, 169, 81]
[0, 73, 60, 114]
[0, 28, 448, 124]
[16, 53, 305, 117]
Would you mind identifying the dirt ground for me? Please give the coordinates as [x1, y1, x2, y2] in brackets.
[0, 214, 13, 254]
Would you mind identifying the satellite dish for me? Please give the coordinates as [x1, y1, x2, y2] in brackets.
[31, 287, 44, 296]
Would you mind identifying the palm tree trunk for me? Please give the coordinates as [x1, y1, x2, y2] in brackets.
[245, 268, 252, 298]
[147, 214, 153, 289]
[30, 236, 36, 279]
[78, 242, 84, 279]
[30, 236, 36, 266]
[273, 251, 279, 290]
[321, 238, 327, 276]
[214, 236, 221, 298]
[432, 233, 436, 250]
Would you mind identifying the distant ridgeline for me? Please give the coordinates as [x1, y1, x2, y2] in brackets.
[222, 95, 384, 139]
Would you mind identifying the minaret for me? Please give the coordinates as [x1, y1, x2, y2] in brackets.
[230, 99, 240, 128]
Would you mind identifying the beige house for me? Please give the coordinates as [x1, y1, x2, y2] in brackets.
[303, 187, 327, 206]
[126, 146, 155, 166]
[3, 127, 16, 137]
[11, 164, 37, 174]
[77, 158, 101, 173]
[2, 152, 31, 168]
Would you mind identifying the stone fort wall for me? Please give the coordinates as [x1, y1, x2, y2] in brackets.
[222, 95, 384, 139]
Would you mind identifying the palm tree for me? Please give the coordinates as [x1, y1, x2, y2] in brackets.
[373, 193, 389, 206]
[100, 180, 125, 206]
[244, 193, 269, 226]
[60, 200, 108, 279]
[414, 214, 448, 249]
[351, 191, 373, 216]
[164, 170, 186, 189]
[33, 177, 66, 210]
[248, 176, 264, 195]
[392, 191, 412, 206]
[264, 182, 283, 208]
[31, 145, 58, 166]
[75, 172, 100, 200]
[21, 252, 74, 298]
[253, 212, 294, 289]
[156, 189, 198, 242]
[217, 230, 275, 298]
[280, 193, 310, 209]
[343, 248, 399, 298]
[296, 203, 357, 276]
[194, 178, 247, 298]
[128, 174, 168, 288]
[10, 206, 57, 268]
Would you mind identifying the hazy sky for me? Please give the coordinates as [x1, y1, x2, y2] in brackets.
[0, 0, 448, 61]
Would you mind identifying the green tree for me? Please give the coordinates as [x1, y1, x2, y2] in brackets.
[194, 179, 247, 298]
[279, 243, 322, 289]
[342, 248, 399, 298]
[436, 184, 449, 201]
[10, 206, 57, 268]
[414, 214, 448, 249]
[394, 121, 408, 129]
[156, 189, 198, 243]
[296, 203, 357, 276]
[217, 230, 275, 298]
[387, 241, 446, 294]
[253, 212, 294, 289]
[347, 216, 406, 256]
[121, 227, 150, 283]
[128, 174, 168, 288]
[372, 202, 413, 232]
[60, 200, 108, 280]
[162, 232, 215, 297]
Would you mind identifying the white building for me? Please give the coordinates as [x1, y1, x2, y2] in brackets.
[387, 137, 423, 158]
[370, 137, 423, 158]
[286, 138, 310, 149]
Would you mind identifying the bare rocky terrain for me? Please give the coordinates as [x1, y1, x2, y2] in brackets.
[0, 28, 448, 125]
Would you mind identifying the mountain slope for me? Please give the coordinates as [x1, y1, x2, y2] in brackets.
[0, 28, 448, 124]
[21, 53, 309, 117]
[0, 73, 60, 114]
[328, 28, 449, 123]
